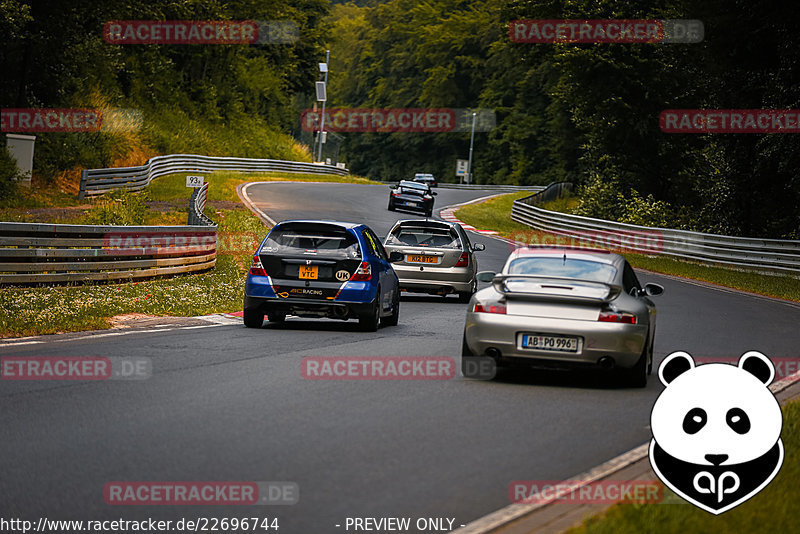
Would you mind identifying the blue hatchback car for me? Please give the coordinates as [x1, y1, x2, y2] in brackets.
[244, 220, 403, 331]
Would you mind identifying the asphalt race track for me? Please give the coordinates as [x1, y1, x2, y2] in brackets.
[3, 182, 800, 532]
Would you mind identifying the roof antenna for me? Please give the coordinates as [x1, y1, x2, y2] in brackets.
[562, 253, 567, 265]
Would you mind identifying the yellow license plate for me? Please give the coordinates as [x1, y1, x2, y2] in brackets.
[299, 265, 319, 279]
[407, 255, 438, 264]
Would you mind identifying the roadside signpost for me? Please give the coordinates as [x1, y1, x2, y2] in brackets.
[186, 175, 204, 188]
[456, 159, 468, 184]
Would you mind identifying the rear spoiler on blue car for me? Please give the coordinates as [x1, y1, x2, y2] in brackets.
[490, 274, 621, 304]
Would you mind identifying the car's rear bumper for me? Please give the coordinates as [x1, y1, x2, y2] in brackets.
[463, 312, 647, 369]
[244, 295, 375, 319]
[394, 264, 474, 293]
[244, 275, 377, 319]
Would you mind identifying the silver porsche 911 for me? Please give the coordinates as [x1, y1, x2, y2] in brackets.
[462, 248, 664, 387]
[383, 219, 485, 302]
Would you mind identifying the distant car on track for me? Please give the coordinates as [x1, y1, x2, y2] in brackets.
[383, 219, 485, 302]
[413, 173, 438, 187]
[388, 180, 437, 216]
[244, 220, 403, 331]
[462, 248, 664, 387]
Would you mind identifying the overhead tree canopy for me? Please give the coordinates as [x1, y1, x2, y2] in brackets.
[326, 0, 800, 238]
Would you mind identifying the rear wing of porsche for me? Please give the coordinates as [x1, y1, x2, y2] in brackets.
[491, 274, 621, 304]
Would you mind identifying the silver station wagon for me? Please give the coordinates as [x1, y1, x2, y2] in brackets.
[383, 219, 485, 302]
[462, 248, 664, 387]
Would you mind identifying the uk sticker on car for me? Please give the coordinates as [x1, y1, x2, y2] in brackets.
[521, 334, 580, 353]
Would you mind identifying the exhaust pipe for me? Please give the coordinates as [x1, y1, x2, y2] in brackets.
[485, 347, 502, 361]
[598, 356, 615, 370]
[333, 307, 349, 319]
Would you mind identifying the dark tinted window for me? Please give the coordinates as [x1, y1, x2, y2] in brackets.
[623, 262, 642, 294]
[507, 256, 616, 283]
[386, 224, 460, 248]
[261, 223, 361, 259]
[362, 228, 388, 260]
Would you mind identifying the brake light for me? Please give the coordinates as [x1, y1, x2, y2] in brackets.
[454, 252, 469, 267]
[350, 261, 372, 281]
[473, 303, 506, 314]
[598, 311, 637, 324]
[249, 255, 267, 276]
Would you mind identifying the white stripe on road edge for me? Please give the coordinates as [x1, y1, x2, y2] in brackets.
[238, 182, 278, 227]
[0, 321, 235, 347]
[194, 314, 243, 325]
[452, 371, 800, 534]
[451, 443, 650, 534]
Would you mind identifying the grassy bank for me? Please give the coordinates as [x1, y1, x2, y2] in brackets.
[0, 208, 265, 338]
[0, 170, 376, 224]
[455, 193, 800, 303]
[147, 170, 378, 203]
[566, 399, 800, 534]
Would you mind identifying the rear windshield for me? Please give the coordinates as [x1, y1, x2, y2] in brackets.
[398, 180, 429, 193]
[386, 225, 460, 248]
[507, 257, 616, 283]
[261, 224, 361, 258]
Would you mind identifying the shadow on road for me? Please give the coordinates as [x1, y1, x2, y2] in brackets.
[474, 366, 655, 391]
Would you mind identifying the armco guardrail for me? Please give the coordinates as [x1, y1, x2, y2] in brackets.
[188, 182, 213, 226]
[511, 190, 800, 275]
[79, 154, 348, 198]
[0, 222, 217, 285]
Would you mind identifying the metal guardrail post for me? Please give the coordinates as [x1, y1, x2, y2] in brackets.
[78, 170, 88, 200]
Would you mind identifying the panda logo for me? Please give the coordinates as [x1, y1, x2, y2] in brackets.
[649, 351, 784, 515]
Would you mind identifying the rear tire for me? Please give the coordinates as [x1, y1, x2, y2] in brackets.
[622, 345, 648, 388]
[461, 334, 473, 357]
[457, 281, 476, 303]
[267, 313, 285, 323]
[388, 201, 395, 211]
[243, 309, 264, 328]
[359, 293, 381, 332]
[382, 290, 400, 326]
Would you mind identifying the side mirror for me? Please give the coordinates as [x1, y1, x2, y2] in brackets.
[472, 243, 485, 252]
[643, 283, 664, 297]
[389, 251, 405, 263]
[431, 191, 438, 196]
[476, 271, 496, 283]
